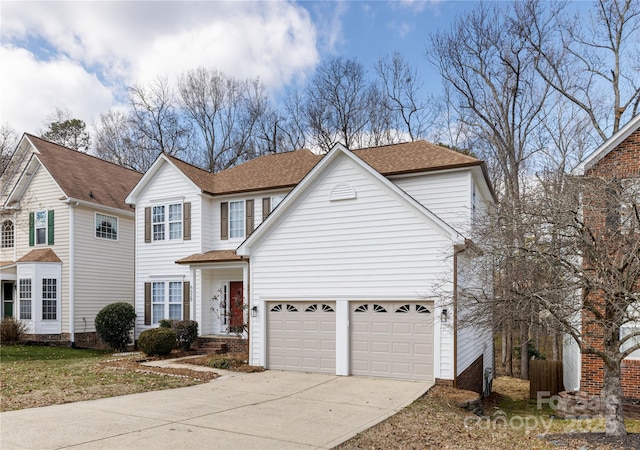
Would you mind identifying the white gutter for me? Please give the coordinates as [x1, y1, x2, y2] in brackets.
[65, 197, 135, 217]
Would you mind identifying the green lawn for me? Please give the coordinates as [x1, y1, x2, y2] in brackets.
[0, 345, 204, 411]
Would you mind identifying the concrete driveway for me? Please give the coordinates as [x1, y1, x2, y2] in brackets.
[0, 370, 432, 449]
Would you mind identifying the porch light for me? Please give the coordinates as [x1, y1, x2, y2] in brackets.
[441, 308, 448, 323]
[251, 306, 258, 317]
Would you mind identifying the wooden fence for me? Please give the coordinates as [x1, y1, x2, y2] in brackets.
[529, 360, 564, 400]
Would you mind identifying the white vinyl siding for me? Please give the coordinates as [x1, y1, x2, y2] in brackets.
[13, 166, 69, 333]
[74, 206, 135, 333]
[133, 162, 201, 336]
[248, 156, 455, 377]
[393, 170, 472, 234]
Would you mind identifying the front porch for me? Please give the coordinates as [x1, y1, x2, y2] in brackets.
[176, 249, 250, 339]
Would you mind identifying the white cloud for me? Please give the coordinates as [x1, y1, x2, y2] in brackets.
[0, 1, 320, 133]
[0, 45, 114, 134]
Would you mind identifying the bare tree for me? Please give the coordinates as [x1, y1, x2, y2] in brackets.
[375, 51, 436, 141]
[178, 68, 266, 172]
[427, 1, 550, 379]
[0, 123, 19, 176]
[516, 0, 640, 138]
[304, 56, 373, 153]
[129, 76, 193, 159]
[94, 110, 156, 172]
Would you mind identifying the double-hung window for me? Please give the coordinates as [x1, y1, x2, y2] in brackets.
[19, 279, 32, 320]
[151, 281, 183, 324]
[35, 211, 47, 245]
[42, 278, 57, 320]
[168, 204, 182, 239]
[152, 203, 182, 241]
[152, 206, 165, 241]
[229, 201, 245, 239]
[96, 213, 118, 240]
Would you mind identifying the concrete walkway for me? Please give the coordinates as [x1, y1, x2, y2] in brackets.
[0, 368, 432, 449]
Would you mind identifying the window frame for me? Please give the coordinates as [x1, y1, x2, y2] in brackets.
[1, 220, 14, 248]
[41, 278, 57, 321]
[152, 203, 183, 242]
[151, 280, 183, 324]
[271, 194, 286, 212]
[621, 300, 640, 360]
[19, 278, 32, 320]
[95, 213, 118, 240]
[229, 200, 245, 239]
[35, 210, 48, 245]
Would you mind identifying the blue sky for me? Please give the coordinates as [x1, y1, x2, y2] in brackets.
[0, 1, 493, 134]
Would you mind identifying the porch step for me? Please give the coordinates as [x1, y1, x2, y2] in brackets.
[197, 338, 228, 354]
[196, 335, 249, 355]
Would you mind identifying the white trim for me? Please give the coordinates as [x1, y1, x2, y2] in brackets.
[257, 294, 430, 301]
[126, 154, 200, 205]
[574, 114, 640, 175]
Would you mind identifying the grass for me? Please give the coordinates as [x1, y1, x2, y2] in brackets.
[0, 345, 205, 412]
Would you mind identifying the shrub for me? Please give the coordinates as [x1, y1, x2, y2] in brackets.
[174, 320, 198, 351]
[159, 319, 175, 328]
[0, 318, 28, 343]
[95, 302, 136, 352]
[137, 328, 176, 356]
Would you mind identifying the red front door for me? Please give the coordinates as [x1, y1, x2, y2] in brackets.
[229, 281, 244, 333]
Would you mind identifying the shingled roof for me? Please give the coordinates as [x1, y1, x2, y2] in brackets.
[166, 141, 484, 196]
[26, 134, 142, 211]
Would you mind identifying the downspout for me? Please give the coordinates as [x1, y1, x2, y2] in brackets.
[67, 201, 78, 347]
[452, 240, 471, 388]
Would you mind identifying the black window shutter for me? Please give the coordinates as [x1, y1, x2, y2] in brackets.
[29, 212, 34, 247]
[183, 202, 191, 241]
[183, 281, 190, 320]
[220, 202, 228, 240]
[47, 210, 54, 245]
[144, 207, 151, 243]
[262, 197, 271, 221]
[144, 282, 151, 325]
[246, 199, 254, 234]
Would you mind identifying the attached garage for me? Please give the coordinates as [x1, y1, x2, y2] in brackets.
[266, 302, 336, 373]
[351, 302, 434, 381]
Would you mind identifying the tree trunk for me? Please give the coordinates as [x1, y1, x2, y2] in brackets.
[602, 357, 627, 437]
[520, 323, 530, 380]
[502, 331, 507, 366]
[552, 331, 559, 361]
[505, 328, 513, 377]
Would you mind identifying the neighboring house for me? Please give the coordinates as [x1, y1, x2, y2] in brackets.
[566, 114, 640, 398]
[126, 141, 495, 392]
[0, 134, 142, 347]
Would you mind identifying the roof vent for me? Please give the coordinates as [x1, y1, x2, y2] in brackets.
[330, 183, 357, 201]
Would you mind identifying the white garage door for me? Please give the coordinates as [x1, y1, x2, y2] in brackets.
[351, 302, 434, 380]
[267, 302, 336, 373]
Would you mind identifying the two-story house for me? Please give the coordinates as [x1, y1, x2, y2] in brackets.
[565, 114, 640, 399]
[0, 134, 141, 347]
[127, 141, 495, 393]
